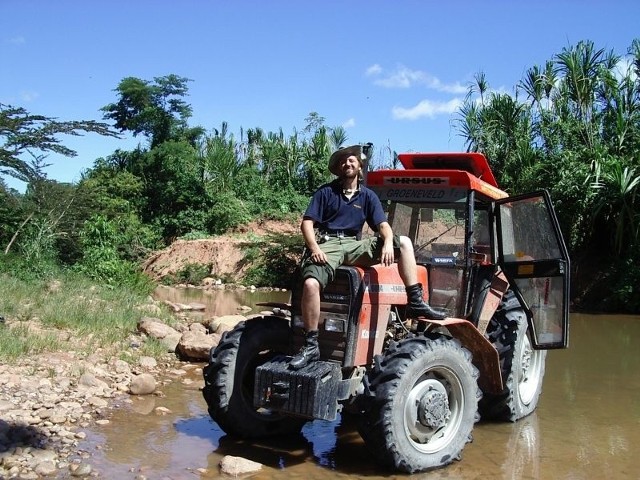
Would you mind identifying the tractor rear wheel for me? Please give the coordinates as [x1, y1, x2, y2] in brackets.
[202, 316, 306, 437]
[357, 334, 480, 473]
[480, 291, 546, 421]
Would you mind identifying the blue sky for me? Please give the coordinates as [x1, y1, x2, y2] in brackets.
[2, 0, 639, 191]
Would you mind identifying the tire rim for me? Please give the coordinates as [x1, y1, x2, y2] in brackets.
[518, 334, 543, 405]
[403, 367, 464, 453]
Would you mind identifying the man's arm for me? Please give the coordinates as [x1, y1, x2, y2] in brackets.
[301, 218, 328, 265]
[377, 221, 395, 266]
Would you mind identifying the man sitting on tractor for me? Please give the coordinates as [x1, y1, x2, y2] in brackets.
[290, 144, 446, 370]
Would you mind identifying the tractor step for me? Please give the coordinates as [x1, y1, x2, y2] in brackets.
[254, 356, 341, 420]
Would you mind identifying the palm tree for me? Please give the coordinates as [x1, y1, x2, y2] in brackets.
[329, 126, 348, 150]
[456, 94, 483, 153]
[302, 127, 332, 194]
[554, 41, 609, 149]
[198, 126, 242, 195]
[591, 159, 640, 254]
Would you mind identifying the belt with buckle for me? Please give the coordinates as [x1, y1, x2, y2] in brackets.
[319, 229, 359, 241]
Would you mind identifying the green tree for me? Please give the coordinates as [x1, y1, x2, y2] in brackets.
[454, 39, 640, 312]
[100, 75, 211, 239]
[456, 80, 539, 193]
[456, 40, 640, 239]
[140, 140, 209, 238]
[77, 163, 147, 225]
[0, 181, 25, 249]
[0, 103, 118, 184]
[300, 126, 333, 195]
[0, 103, 120, 267]
[590, 159, 640, 254]
[5, 180, 76, 266]
[101, 75, 203, 148]
[199, 124, 246, 196]
[75, 214, 154, 289]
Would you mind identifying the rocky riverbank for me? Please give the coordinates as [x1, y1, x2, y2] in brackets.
[0, 299, 257, 479]
[0, 337, 183, 479]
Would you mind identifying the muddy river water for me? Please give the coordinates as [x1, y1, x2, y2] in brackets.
[79, 288, 639, 479]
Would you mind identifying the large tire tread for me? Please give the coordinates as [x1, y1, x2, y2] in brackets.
[202, 316, 306, 438]
[358, 334, 480, 473]
[480, 291, 546, 422]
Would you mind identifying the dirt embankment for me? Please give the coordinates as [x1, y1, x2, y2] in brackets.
[142, 219, 300, 282]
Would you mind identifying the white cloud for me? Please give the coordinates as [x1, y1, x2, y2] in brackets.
[614, 57, 638, 82]
[392, 98, 464, 120]
[365, 64, 382, 76]
[366, 64, 467, 94]
[20, 91, 39, 102]
[375, 66, 424, 89]
[8, 36, 25, 45]
[342, 117, 356, 128]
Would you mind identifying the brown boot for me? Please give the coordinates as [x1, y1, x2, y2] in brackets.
[289, 330, 320, 370]
[406, 283, 447, 320]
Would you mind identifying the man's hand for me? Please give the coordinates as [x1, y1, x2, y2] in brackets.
[381, 241, 395, 266]
[301, 218, 328, 264]
[378, 221, 395, 266]
[309, 248, 328, 265]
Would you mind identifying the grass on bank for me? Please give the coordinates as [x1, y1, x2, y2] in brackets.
[0, 258, 176, 364]
[0, 323, 64, 360]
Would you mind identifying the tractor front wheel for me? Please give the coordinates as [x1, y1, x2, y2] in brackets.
[202, 316, 306, 438]
[358, 334, 480, 473]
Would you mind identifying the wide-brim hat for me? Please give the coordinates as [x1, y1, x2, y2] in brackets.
[328, 144, 367, 176]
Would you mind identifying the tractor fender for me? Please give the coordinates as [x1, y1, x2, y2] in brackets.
[425, 318, 503, 394]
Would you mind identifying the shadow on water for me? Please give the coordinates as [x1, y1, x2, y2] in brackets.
[77, 289, 640, 479]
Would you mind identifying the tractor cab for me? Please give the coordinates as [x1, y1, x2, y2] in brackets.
[367, 152, 570, 348]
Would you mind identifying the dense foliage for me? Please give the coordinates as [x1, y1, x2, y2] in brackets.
[1, 39, 639, 312]
[456, 39, 640, 312]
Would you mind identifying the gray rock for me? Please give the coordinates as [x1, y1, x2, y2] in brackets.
[113, 359, 131, 374]
[137, 317, 180, 340]
[78, 373, 108, 390]
[87, 396, 108, 408]
[18, 470, 39, 479]
[208, 315, 245, 334]
[138, 356, 157, 369]
[129, 374, 156, 395]
[188, 322, 208, 334]
[69, 462, 92, 476]
[177, 331, 220, 361]
[162, 300, 182, 313]
[34, 460, 57, 476]
[159, 333, 182, 353]
[30, 449, 57, 463]
[49, 414, 67, 424]
[219, 455, 263, 476]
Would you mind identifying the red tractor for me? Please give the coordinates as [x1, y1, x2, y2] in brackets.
[202, 152, 570, 473]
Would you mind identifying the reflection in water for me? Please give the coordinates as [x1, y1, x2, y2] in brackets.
[78, 289, 640, 480]
[153, 285, 292, 317]
[536, 314, 640, 479]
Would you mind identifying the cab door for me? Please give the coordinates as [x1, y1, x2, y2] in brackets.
[494, 190, 570, 349]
